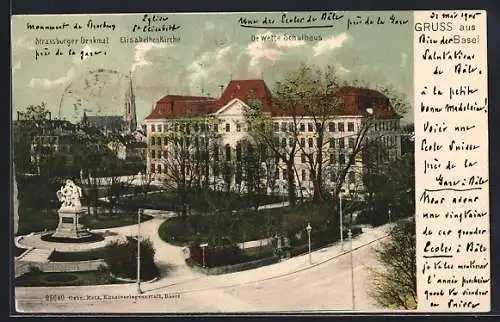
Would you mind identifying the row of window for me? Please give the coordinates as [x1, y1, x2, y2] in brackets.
[149, 161, 357, 185]
[148, 119, 400, 135]
[374, 120, 399, 131]
[274, 121, 356, 133]
[150, 136, 211, 146]
[150, 122, 213, 134]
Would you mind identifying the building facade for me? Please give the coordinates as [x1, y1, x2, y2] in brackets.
[143, 79, 402, 196]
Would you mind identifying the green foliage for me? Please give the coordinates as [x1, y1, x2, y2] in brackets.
[369, 219, 417, 310]
[360, 153, 415, 226]
[103, 237, 158, 281]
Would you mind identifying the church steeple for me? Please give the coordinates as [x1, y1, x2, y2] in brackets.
[124, 71, 138, 133]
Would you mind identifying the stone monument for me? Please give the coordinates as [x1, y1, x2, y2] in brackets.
[52, 179, 92, 239]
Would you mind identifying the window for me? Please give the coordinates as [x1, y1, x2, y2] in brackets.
[329, 153, 335, 164]
[213, 145, 219, 161]
[328, 122, 335, 132]
[236, 123, 241, 132]
[193, 123, 199, 132]
[282, 169, 287, 180]
[288, 122, 294, 132]
[329, 138, 335, 149]
[348, 122, 354, 132]
[348, 172, 355, 184]
[308, 138, 313, 148]
[348, 138, 355, 149]
[150, 163, 156, 173]
[225, 123, 230, 132]
[300, 123, 305, 132]
[151, 124, 156, 133]
[236, 143, 242, 161]
[274, 122, 279, 132]
[163, 137, 168, 145]
[300, 138, 305, 147]
[338, 122, 345, 132]
[339, 138, 345, 149]
[281, 138, 287, 148]
[301, 154, 306, 163]
[163, 150, 168, 158]
[339, 154, 345, 165]
[150, 137, 155, 145]
[301, 169, 306, 181]
[164, 123, 169, 132]
[156, 164, 161, 174]
[288, 138, 294, 147]
[308, 123, 313, 132]
[281, 122, 287, 132]
[225, 144, 231, 161]
[214, 124, 219, 132]
[151, 150, 156, 159]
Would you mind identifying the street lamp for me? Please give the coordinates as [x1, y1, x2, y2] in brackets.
[348, 228, 355, 311]
[306, 222, 312, 265]
[339, 188, 344, 251]
[200, 243, 208, 268]
[388, 205, 392, 223]
[136, 208, 143, 294]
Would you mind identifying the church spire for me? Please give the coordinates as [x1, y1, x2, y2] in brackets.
[124, 71, 138, 133]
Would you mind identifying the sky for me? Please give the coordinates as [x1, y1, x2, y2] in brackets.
[11, 11, 413, 124]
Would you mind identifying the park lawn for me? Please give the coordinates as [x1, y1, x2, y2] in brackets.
[82, 213, 153, 230]
[16, 206, 153, 235]
[15, 270, 129, 287]
[158, 202, 346, 246]
[120, 190, 285, 212]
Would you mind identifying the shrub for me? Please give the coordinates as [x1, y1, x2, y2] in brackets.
[103, 237, 158, 280]
[188, 240, 243, 268]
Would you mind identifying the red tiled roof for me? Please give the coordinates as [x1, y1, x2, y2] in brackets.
[144, 80, 398, 120]
[145, 95, 218, 120]
[218, 79, 274, 111]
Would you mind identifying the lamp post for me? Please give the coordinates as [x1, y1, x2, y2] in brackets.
[136, 208, 143, 294]
[347, 183, 356, 310]
[339, 188, 344, 251]
[348, 228, 355, 311]
[306, 222, 312, 265]
[200, 243, 208, 268]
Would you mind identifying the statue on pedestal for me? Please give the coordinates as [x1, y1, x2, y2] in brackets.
[52, 179, 91, 239]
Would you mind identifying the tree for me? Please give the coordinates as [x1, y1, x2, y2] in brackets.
[158, 117, 222, 223]
[369, 219, 417, 309]
[103, 237, 158, 281]
[14, 102, 52, 174]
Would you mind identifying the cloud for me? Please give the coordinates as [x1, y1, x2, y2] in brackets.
[131, 42, 172, 72]
[12, 61, 21, 74]
[28, 67, 77, 90]
[247, 41, 281, 67]
[312, 33, 349, 56]
[400, 53, 408, 68]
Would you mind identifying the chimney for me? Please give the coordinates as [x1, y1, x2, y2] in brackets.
[219, 85, 224, 97]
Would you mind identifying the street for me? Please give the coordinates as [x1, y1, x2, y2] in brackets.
[15, 216, 392, 313]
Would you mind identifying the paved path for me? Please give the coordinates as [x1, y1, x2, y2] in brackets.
[15, 214, 394, 313]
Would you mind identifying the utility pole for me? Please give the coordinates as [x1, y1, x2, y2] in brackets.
[136, 208, 143, 294]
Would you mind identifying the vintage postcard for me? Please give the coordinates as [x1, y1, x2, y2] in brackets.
[11, 10, 489, 314]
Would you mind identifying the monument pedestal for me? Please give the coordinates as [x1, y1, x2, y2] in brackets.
[52, 207, 92, 239]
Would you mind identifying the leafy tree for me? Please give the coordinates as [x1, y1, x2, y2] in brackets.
[103, 237, 158, 281]
[369, 219, 417, 309]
